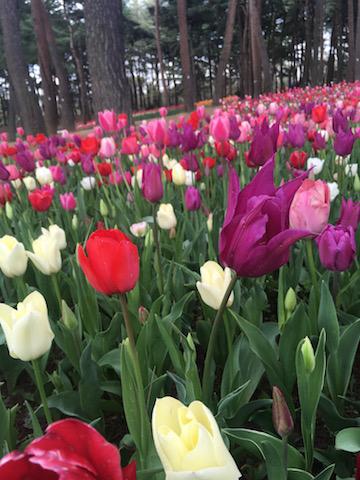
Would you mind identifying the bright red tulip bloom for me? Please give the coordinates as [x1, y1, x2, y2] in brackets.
[78, 229, 139, 295]
[28, 187, 54, 212]
[121, 136, 139, 155]
[289, 150, 307, 169]
[0, 419, 136, 480]
[0, 183, 12, 206]
[311, 104, 327, 124]
[81, 136, 100, 156]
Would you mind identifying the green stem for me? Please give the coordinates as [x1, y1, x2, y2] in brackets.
[152, 204, 164, 295]
[305, 239, 319, 303]
[202, 271, 237, 403]
[51, 274, 62, 313]
[32, 359, 52, 425]
[282, 435, 288, 480]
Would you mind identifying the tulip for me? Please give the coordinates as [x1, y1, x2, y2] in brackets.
[81, 176, 96, 190]
[196, 261, 234, 310]
[28, 187, 54, 212]
[142, 163, 163, 203]
[289, 150, 307, 169]
[316, 224, 356, 271]
[147, 119, 167, 145]
[99, 137, 116, 157]
[81, 136, 100, 156]
[312, 132, 326, 151]
[130, 221, 148, 237]
[220, 160, 310, 277]
[0, 159, 10, 181]
[100, 198, 109, 217]
[337, 198, 360, 230]
[77, 229, 139, 295]
[272, 386, 294, 438]
[152, 396, 241, 480]
[0, 235, 28, 278]
[172, 163, 186, 186]
[345, 163, 358, 177]
[157, 204, 177, 230]
[333, 109, 349, 133]
[209, 115, 230, 142]
[0, 291, 54, 361]
[121, 135, 139, 155]
[60, 192, 77, 211]
[35, 166, 53, 186]
[289, 179, 330, 235]
[311, 104, 327, 124]
[44, 225, 67, 250]
[301, 337, 315, 373]
[334, 130, 355, 157]
[247, 120, 279, 167]
[184, 186, 201, 211]
[327, 182, 339, 202]
[98, 109, 118, 132]
[287, 123, 305, 148]
[49, 165, 66, 185]
[284, 287, 296, 314]
[27, 230, 63, 275]
[306, 157, 325, 175]
[16, 150, 35, 172]
[207, 212, 213, 231]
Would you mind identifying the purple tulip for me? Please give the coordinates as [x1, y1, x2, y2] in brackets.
[229, 115, 240, 141]
[313, 132, 326, 151]
[183, 153, 199, 172]
[316, 224, 356, 271]
[81, 154, 95, 174]
[337, 198, 360, 231]
[333, 109, 349, 133]
[142, 162, 163, 203]
[184, 186, 201, 211]
[181, 124, 198, 152]
[334, 130, 355, 157]
[15, 149, 35, 172]
[247, 120, 279, 167]
[167, 126, 181, 148]
[219, 159, 310, 277]
[287, 124, 305, 148]
[0, 160, 10, 181]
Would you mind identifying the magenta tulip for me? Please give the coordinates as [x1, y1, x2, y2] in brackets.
[316, 224, 356, 271]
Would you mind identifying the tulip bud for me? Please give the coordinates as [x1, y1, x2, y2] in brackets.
[284, 288, 296, 314]
[272, 386, 294, 438]
[72, 214, 78, 231]
[169, 227, 176, 239]
[5, 202, 13, 220]
[301, 337, 315, 373]
[354, 174, 360, 192]
[207, 212, 213, 232]
[61, 300, 78, 330]
[145, 229, 154, 247]
[100, 199, 109, 217]
[138, 306, 149, 325]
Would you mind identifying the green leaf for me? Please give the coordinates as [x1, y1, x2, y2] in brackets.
[79, 342, 102, 419]
[24, 401, 43, 437]
[314, 464, 335, 480]
[261, 441, 286, 480]
[318, 281, 339, 353]
[288, 469, 313, 480]
[47, 392, 86, 418]
[217, 380, 251, 419]
[335, 427, 360, 452]
[98, 348, 121, 376]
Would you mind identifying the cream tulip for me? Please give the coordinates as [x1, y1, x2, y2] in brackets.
[0, 235, 28, 278]
[80, 176, 96, 190]
[42, 225, 67, 250]
[157, 204, 177, 230]
[172, 163, 186, 186]
[152, 397, 241, 480]
[35, 166, 53, 186]
[196, 261, 234, 310]
[0, 291, 54, 361]
[27, 232, 62, 275]
[23, 176, 37, 191]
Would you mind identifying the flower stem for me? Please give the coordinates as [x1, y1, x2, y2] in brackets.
[202, 271, 237, 403]
[51, 274, 62, 313]
[31, 359, 52, 425]
[305, 239, 319, 303]
[282, 435, 289, 480]
[152, 204, 164, 295]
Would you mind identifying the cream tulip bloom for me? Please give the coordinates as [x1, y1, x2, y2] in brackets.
[0, 236, 28, 278]
[35, 166, 53, 186]
[152, 397, 241, 480]
[23, 176, 37, 191]
[196, 261, 234, 310]
[27, 233, 62, 275]
[172, 163, 186, 186]
[157, 204, 177, 230]
[0, 291, 54, 361]
[41, 225, 67, 250]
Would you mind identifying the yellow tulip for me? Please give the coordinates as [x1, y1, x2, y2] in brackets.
[196, 261, 234, 310]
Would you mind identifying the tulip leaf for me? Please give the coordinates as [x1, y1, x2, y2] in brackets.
[217, 380, 251, 419]
[47, 391, 86, 419]
[313, 464, 335, 480]
[261, 441, 286, 480]
[335, 427, 360, 452]
[98, 348, 121, 376]
[24, 400, 43, 437]
[288, 469, 314, 480]
[79, 342, 102, 419]
[224, 428, 305, 469]
[319, 394, 360, 432]
[318, 281, 339, 353]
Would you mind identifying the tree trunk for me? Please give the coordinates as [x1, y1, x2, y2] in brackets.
[176, 0, 195, 111]
[311, 0, 324, 85]
[31, 0, 58, 134]
[248, 0, 261, 96]
[355, 0, 360, 79]
[0, 0, 45, 134]
[302, 0, 313, 85]
[83, 0, 131, 116]
[154, 0, 169, 106]
[327, 13, 337, 83]
[348, 0, 355, 81]
[213, 0, 238, 104]
[7, 80, 17, 141]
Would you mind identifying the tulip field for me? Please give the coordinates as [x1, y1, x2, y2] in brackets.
[1, 82, 360, 480]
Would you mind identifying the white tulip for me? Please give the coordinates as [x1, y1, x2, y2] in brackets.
[196, 261, 234, 310]
[23, 176, 36, 191]
[81, 176, 96, 190]
[172, 163, 186, 186]
[185, 171, 195, 186]
[11, 179, 22, 190]
[345, 164, 358, 177]
[327, 182, 339, 202]
[130, 221, 148, 237]
[152, 397, 241, 480]
[157, 204, 177, 230]
[27, 232, 62, 275]
[0, 291, 54, 361]
[307, 157, 324, 175]
[41, 225, 67, 250]
[0, 236, 28, 278]
[35, 166, 53, 186]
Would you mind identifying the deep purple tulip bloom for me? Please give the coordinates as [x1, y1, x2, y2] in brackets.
[183, 153, 199, 172]
[0, 160, 10, 181]
[167, 126, 181, 148]
[184, 186, 201, 211]
[247, 120, 279, 167]
[15, 150, 35, 172]
[219, 159, 310, 277]
[334, 130, 355, 157]
[313, 132, 326, 151]
[337, 198, 360, 231]
[333, 109, 349, 133]
[181, 124, 198, 152]
[316, 224, 356, 271]
[229, 115, 240, 141]
[287, 124, 305, 148]
[142, 162, 163, 203]
[81, 154, 95, 174]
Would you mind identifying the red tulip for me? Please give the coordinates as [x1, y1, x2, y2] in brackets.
[0, 183, 12, 206]
[81, 136, 100, 156]
[121, 136, 139, 155]
[28, 187, 54, 212]
[96, 162, 113, 177]
[311, 104, 327, 124]
[289, 150, 307, 169]
[78, 229, 139, 295]
[0, 419, 136, 480]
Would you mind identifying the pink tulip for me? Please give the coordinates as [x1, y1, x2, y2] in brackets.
[16, 127, 25, 137]
[99, 137, 116, 157]
[146, 119, 167, 145]
[6, 165, 20, 180]
[209, 115, 230, 142]
[121, 136, 139, 155]
[93, 126, 103, 139]
[50, 165, 66, 185]
[60, 192, 77, 211]
[289, 179, 330, 235]
[159, 107, 168, 117]
[98, 110, 117, 132]
[196, 105, 205, 119]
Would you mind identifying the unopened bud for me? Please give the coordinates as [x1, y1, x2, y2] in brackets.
[145, 228, 154, 247]
[354, 174, 360, 193]
[301, 337, 315, 373]
[169, 227, 176, 239]
[61, 300, 78, 330]
[272, 386, 294, 438]
[138, 306, 149, 325]
[285, 288, 296, 313]
[207, 213, 213, 232]
[100, 199, 109, 217]
[5, 202, 13, 220]
[72, 214, 78, 230]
